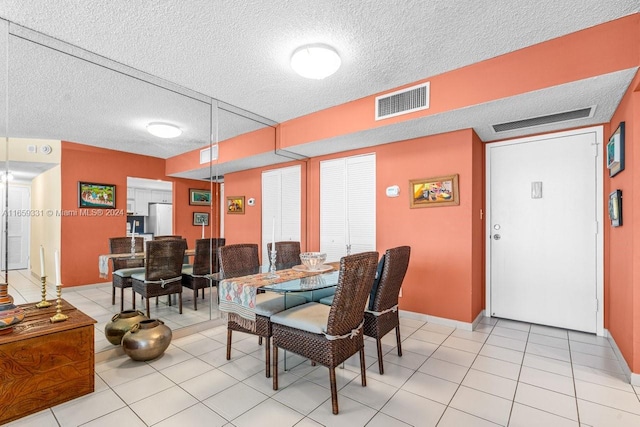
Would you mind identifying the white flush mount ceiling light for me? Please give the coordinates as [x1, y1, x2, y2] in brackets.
[291, 44, 341, 79]
[146, 122, 182, 138]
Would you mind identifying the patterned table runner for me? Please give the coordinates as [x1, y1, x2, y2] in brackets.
[219, 263, 338, 321]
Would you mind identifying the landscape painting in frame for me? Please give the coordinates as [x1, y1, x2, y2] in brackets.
[409, 174, 459, 208]
[78, 182, 116, 208]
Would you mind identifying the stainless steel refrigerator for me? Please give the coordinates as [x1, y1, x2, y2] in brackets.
[146, 203, 173, 236]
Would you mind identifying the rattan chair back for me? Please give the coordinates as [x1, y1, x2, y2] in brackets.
[369, 246, 411, 312]
[218, 243, 260, 276]
[144, 239, 186, 281]
[153, 235, 183, 240]
[266, 241, 301, 268]
[193, 238, 226, 275]
[327, 251, 379, 337]
[109, 237, 144, 270]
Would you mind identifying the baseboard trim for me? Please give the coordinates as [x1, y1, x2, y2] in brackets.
[399, 309, 484, 331]
[605, 328, 639, 386]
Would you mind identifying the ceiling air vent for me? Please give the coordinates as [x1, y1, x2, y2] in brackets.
[493, 107, 594, 133]
[199, 145, 219, 164]
[375, 82, 430, 120]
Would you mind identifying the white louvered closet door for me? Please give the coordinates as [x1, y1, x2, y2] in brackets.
[320, 154, 376, 263]
[262, 165, 301, 263]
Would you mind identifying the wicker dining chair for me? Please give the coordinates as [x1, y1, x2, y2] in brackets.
[266, 241, 301, 269]
[219, 243, 306, 377]
[364, 246, 411, 374]
[109, 237, 145, 311]
[182, 238, 225, 310]
[131, 239, 186, 317]
[271, 251, 379, 415]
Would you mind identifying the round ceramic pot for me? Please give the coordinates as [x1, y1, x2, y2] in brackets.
[121, 319, 172, 361]
[104, 310, 148, 345]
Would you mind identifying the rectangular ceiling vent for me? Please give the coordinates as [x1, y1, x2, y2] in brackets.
[199, 145, 219, 164]
[375, 82, 430, 120]
[493, 107, 594, 133]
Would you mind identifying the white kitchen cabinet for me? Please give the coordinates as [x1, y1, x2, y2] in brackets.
[151, 190, 172, 203]
[133, 188, 152, 216]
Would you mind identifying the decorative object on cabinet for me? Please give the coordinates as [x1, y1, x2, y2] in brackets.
[226, 196, 245, 214]
[409, 174, 459, 208]
[607, 122, 625, 177]
[193, 212, 209, 226]
[189, 188, 211, 206]
[609, 189, 622, 227]
[78, 181, 116, 208]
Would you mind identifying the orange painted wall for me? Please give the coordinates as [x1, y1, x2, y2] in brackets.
[606, 73, 640, 372]
[223, 129, 483, 323]
[278, 14, 640, 150]
[60, 142, 216, 286]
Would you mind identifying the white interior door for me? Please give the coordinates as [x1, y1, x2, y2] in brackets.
[487, 128, 602, 333]
[0, 185, 30, 270]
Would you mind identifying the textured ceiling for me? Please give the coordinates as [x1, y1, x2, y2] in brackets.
[0, 1, 638, 173]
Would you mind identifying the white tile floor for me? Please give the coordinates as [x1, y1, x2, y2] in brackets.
[5, 271, 640, 426]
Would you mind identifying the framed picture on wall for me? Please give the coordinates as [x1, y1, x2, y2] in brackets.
[78, 181, 116, 208]
[226, 196, 245, 214]
[409, 174, 459, 208]
[609, 189, 622, 227]
[607, 122, 625, 177]
[189, 188, 211, 206]
[193, 212, 209, 226]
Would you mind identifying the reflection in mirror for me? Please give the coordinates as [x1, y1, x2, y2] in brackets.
[2, 22, 276, 353]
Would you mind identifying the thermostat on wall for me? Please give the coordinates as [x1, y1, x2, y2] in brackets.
[247, 198, 255, 206]
[386, 185, 400, 197]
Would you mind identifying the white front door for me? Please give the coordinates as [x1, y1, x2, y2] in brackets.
[486, 127, 603, 333]
[0, 185, 30, 270]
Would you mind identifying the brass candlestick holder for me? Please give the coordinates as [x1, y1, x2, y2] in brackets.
[50, 284, 68, 323]
[35, 275, 52, 308]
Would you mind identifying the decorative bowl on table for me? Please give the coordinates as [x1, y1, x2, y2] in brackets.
[299, 252, 327, 270]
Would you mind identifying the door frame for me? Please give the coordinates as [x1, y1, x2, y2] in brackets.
[485, 126, 604, 336]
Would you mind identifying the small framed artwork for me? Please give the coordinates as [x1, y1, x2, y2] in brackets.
[189, 188, 211, 206]
[193, 212, 209, 226]
[78, 181, 116, 208]
[409, 174, 459, 208]
[607, 122, 625, 177]
[608, 189, 622, 227]
[226, 196, 245, 214]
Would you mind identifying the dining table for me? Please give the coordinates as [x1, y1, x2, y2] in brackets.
[216, 261, 340, 323]
[98, 249, 196, 278]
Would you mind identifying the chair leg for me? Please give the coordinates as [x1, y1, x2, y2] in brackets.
[360, 347, 367, 387]
[376, 338, 384, 375]
[272, 342, 279, 390]
[111, 286, 116, 305]
[193, 289, 198, 311]
[395, 325, 402, 357]
[145, 296, 150, 318]
[226, 329, 232, 360]
[178, 292, 182, 314]
[259, 337, 263, 345]
[265, 336, 271, 378]
[132, 289, 136, 309]
[329, 367, 339, 414]
[119, 287, 125, 312]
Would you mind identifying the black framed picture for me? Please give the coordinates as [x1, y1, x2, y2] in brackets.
[78, 181, 116, 208]
[608, 189, 622, 227]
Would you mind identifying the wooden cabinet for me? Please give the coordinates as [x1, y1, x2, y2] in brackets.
[0, 300, 96, 425]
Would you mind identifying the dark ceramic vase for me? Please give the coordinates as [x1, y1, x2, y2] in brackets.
[104, 309, 148, 345]
[121, 319, 172, 361]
